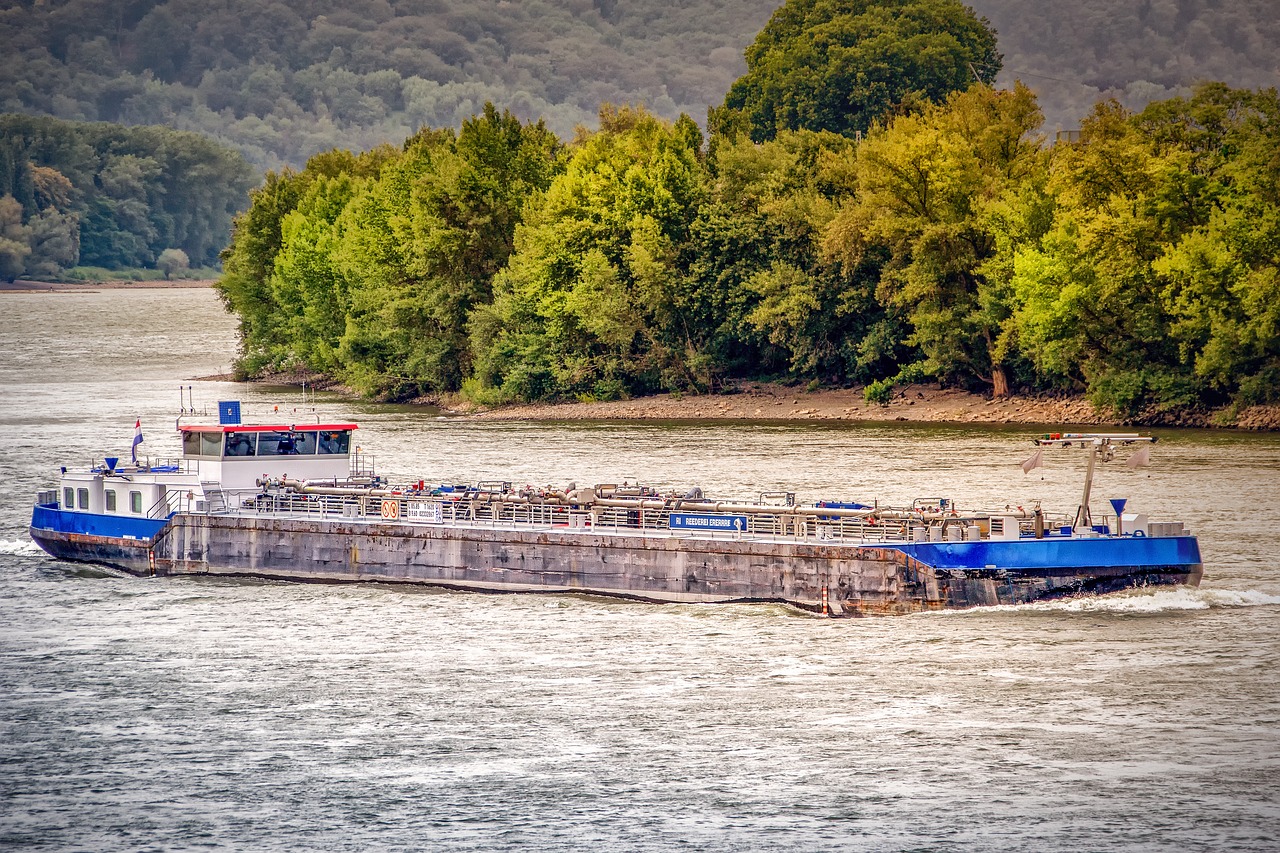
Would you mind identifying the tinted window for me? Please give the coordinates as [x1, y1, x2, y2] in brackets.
[106, 490, 117, 512]
[182, 431, 201, 456]
[224, 432, 257, 457]
[63, 487, 74, 508]
[257, 430, 308, 455]
[201, 433, 223, 457]
[318, 430, 351, 454]
[130, 491, 142, 513]
[77, 488, 89, 509]
[292, 431, 318, 454]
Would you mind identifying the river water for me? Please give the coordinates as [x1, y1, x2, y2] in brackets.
[1, 288, 1278, 851]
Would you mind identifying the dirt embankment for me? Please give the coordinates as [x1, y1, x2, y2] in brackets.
[459, 381, 1280, 431]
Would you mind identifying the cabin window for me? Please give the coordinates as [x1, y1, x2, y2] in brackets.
[182, 431, 202, 456]
[201, 433, 223, 457]
[130, 491, 143, 514]
[258, 430, 317, 455]
[77, 488, 89, 509]
[318, 430, 351, 454]
[224, 432, 257, 457]
[292, 430, 318, 454]
[63, 487, 74, 509]
[257, 430, 295, 455]
[105, 490, 117, 512]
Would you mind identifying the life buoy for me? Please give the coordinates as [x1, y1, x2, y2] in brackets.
[381, 499, 400, 520]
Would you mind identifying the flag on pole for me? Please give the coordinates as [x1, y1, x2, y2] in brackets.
[1020, 448, 1044, 474]
[1126, 445, 1151, 469]
[131, 419, 144, 464]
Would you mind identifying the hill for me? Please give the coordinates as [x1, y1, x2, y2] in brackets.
[2, 0, 1276, 169]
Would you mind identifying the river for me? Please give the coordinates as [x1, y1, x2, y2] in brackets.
[1, 287, 1277, 851]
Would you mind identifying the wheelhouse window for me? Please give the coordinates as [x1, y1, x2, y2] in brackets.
[201, 433, 223, 457]
[318, 430, 351, 454]
[77, 488, 89, 509]
[292, 430, 318, 454]
[224, 432, 257, 457]
[63, 487, 74, 509]
[257, 430, 303, 455]
[182, 431, 202, 456]
[130, 491, 143, 514]
[105, 490, 117, 512]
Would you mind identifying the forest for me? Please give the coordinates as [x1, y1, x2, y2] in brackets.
[216, 0, 1280, 419]
[1, 0, 1277, 170]
[0, 115, 255, 279]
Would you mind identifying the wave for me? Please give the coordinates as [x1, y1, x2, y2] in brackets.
[0, 539, 44, 556]
[942, 585, 1280, 616]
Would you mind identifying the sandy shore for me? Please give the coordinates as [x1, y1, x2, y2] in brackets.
[461, 381, 1280, 431]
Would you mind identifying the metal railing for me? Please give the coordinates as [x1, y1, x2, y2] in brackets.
[223, 490, 1076, 547]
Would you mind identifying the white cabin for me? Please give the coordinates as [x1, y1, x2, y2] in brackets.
[55, 421, 359, 518]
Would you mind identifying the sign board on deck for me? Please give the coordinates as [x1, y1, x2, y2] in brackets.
[404, 501, 443, 523]
[668, 513, 748, 533]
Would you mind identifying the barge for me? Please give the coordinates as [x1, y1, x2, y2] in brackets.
[28, 401, 1203, 616]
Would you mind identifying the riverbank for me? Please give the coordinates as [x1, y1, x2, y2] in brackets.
[460, 381, 1280, 430]
[0, 279, 215, 292]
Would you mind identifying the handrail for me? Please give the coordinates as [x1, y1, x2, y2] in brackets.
[223, 489, 1086, 548]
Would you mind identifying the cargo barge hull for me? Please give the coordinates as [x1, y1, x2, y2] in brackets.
[32, 508, 1203, 616]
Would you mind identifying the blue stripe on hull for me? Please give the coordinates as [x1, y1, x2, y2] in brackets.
[30, 503, 170, 541]
[892, 535, 1202, 574]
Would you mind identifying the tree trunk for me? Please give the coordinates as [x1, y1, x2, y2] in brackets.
[992, 363, 1010, 398]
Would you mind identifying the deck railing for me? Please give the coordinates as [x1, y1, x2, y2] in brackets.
[228, 490, 1073, 547]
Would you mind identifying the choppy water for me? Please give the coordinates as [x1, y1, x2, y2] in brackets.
[1, 288, 1278, 851]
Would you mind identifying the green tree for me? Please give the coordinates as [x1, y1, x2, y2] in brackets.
[157, 247, 190, 279]
[1143, 85, 1280, 406]
[336, 108, 563, 398]
[470, 105, 708, 402]
[825, 82, 1047, 396]
[0, 195, 31, 281]
[711, 0, 1001, 144]
[692, 128, 887, 384]
[25, 209, 80, 278]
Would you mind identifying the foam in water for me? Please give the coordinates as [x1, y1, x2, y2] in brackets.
[923, 585, 1280, 618]
[956, 585, 1280, 616]
[0, 539, 44, 557]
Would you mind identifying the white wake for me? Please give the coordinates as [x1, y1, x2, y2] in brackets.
[0, 539, 44, 557]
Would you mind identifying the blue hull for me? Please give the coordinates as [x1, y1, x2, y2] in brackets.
[892, 534, 1202, 574]
[29, 503, 170, 573]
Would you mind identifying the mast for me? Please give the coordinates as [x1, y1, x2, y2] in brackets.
[1032, 433, 1156, 531]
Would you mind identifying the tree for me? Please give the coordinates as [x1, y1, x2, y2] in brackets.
[711, 0, 1001, 144]
[0, 195, 31, 282]
[25, 209, 80, 278]
[157, 247, 190, 279]
[470, 105, 708, 401]
[825, 82, 1047, 396]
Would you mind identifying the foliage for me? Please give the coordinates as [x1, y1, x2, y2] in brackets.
[1010, 85, 1280, 414]
[469, 106, 708, 401]
[218, 105, 562, 398]
[157, 247, 190, 278]
[0, 114, 255, 279]
[192, 10, 1276, 420]
[711, 0, 1001, 143]
[824, 82, 1048, 396]
[3, 0, 1278, 172]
